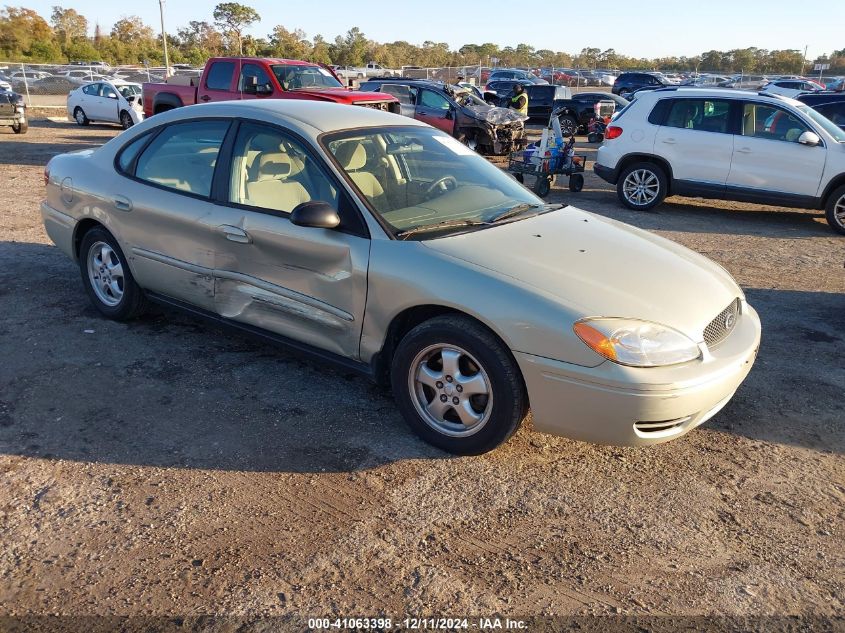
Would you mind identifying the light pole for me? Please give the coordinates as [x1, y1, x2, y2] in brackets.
[159, 0, 170, 78]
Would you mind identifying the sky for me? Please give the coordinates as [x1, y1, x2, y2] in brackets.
[20, 0, 845, 61]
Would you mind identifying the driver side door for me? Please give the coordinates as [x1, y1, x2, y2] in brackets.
[415, 88, 455, 135]
[205, 121, 371, 359]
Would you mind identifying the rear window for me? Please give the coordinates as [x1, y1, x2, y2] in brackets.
[205, 62, 235, 91]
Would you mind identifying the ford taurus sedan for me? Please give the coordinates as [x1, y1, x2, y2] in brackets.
[41, 101, 761, 455]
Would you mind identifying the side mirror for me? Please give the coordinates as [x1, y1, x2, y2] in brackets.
[242, 75, 258, 94]
[290, 201, 340, 229]
[798, 131, 821, 146]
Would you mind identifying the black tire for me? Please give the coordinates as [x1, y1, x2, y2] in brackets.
[824, 184, 845, 235]
[587, 132, 599, 143]
[514, 173, 524, 184]
[73, 107, 89, 126]
[533, 176, 551, 197]
[78, 226, 148, 321]
[390, 315, 528, 455]
[616, 161, 668, 211]
[12, 120, 27, 134]
[558, 115, 578, 137]
[569, 173, 584, 192]
[119, 110, 133, 130]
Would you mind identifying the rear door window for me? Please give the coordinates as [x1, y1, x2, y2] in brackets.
[135, 120, 230, 197]
[665, 99, 732, 133]
[205, 62, 235, 91]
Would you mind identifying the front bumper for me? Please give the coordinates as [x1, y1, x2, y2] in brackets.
[515, 304, 761, 446]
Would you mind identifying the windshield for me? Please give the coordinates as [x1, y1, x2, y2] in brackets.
[798, 104, 845, 142]
[323, 126, 543, 239]
[271, 64, 343, 90]
[452, 88, 487, 107]
[116, 84, 141, 97]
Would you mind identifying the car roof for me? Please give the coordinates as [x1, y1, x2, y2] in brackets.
[635, 87, 804, 105]
[136, 100, 426, 137]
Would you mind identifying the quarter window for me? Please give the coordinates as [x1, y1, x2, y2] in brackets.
[228, 123, 338, 214]
[134, 120, 229, 196]
[205, 61, 235, 91]
[742, 103, 809, 142]
[117, 132, 152, 173]
[665, 99, 731, 133]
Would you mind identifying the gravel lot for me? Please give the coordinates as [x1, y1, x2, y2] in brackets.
[0, 115, 843, 629]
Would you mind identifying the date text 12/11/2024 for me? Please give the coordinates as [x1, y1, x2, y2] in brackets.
[307, 617, 528, 629]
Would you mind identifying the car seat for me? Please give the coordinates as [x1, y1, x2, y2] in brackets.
[334, 141, 385, 210]
[245, 152, 310, 212]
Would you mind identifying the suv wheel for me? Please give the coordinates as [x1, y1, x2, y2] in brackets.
[558, 115, 578, 136]
[79, 227, 148, 320]
[617, 162, 667, 210]
[391, 315, 528, 455]
[825, 184, 845, 235]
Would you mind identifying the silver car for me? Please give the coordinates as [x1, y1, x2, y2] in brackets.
[42, 101, 761, 454]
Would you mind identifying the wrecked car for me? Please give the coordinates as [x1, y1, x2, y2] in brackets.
[359, 78, 527, 155]
[0, 88, 27, 134]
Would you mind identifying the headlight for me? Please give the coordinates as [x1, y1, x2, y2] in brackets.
[574, 318, 701, 367]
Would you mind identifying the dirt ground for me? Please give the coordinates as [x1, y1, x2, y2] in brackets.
[0, 115, 843, 630]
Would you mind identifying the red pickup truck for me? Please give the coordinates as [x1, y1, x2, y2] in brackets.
[142, 57, 399, 118]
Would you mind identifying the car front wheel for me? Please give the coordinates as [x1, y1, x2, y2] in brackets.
[79, 227, 148, 320]
[824, 184, 845, 235]
[120, 110, 133, 129]
[391, 315, 528, 455]
[617, 161, 667, 210]
[73, 107, 89, 126]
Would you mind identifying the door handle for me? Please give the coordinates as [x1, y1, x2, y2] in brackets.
[218, 225, 252, 243]
[113, 196, 132, 211]
[199, 95, 211, 102]
[736, 147, 752, 154]
[662, 138, 677, 144]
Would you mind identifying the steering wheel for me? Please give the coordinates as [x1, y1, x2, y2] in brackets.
[425, 176, 458, 197]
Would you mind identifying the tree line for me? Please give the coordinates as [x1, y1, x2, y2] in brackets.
[1, 3, 843, 75]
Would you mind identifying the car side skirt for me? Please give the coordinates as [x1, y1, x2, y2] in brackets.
[145, 291, 375, 379]
[672, 179, 821, 209]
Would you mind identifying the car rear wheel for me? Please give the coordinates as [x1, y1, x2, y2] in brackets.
[391, 315, 527, 455]
[558, 115, 578, 137]
[79, 227, 148, 320]
[73, 107, 89, 126]
[617, 162, 667, 210]
[825, 185, 845, 235]
[119, 110, 133, 129]
[12, 120, 27, 134]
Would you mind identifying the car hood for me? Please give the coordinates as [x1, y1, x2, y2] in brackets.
[422, 207, 741, 340]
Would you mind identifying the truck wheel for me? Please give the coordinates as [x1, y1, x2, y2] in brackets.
[569, 173, 584, 192]
[73, 107, 89, 126]
[558, 116, 578, 137]
[391, 315, 528, 455]
[12, 120, 27, 134]
[825, 184, 845, 235]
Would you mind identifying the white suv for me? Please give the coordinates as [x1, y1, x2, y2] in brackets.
[594, 88, 845, 234]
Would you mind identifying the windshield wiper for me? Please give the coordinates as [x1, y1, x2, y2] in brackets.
[488, 203, 546, 224]
[396, 219, 488, 240]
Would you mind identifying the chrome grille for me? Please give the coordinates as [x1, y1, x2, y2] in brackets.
[704, 298, 741, 348]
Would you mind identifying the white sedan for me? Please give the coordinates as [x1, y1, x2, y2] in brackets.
[67, 81, 144, 129]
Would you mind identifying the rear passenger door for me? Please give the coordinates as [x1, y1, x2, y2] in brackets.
[204, 122, 371, 359]
[113, 119, 231, 309]
[198, 60, 237, 103]
[653, 97, 736, 190]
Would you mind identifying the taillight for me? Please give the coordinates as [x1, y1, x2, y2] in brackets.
[605, 126, 623, 139]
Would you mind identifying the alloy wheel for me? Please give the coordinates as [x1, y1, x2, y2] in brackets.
[408, 344, 493, 437]
[87, 241, 124, 306]
[622, 169, 660, 206]
[834, 194, 845, 229]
